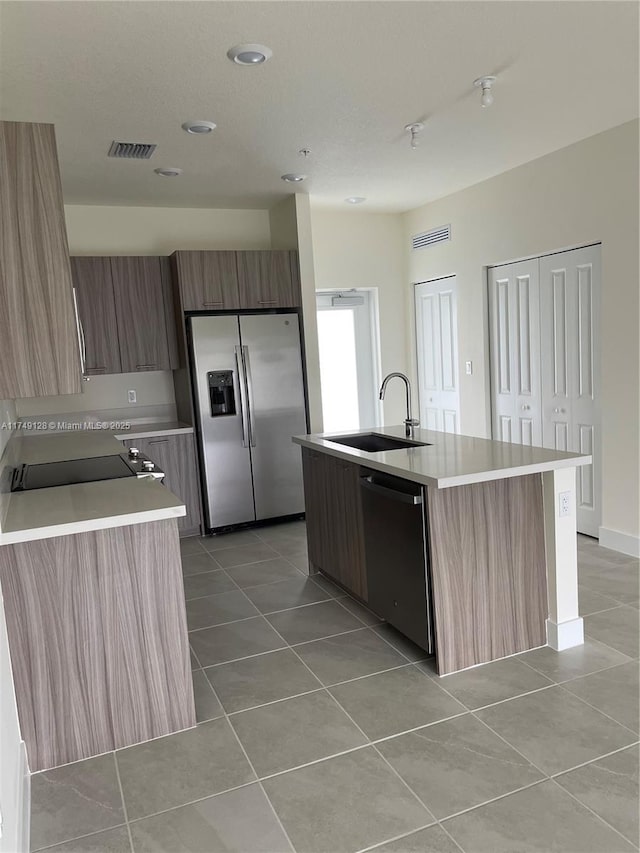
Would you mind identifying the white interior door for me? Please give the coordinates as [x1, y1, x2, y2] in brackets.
[488, 260, 542, 445]
[415, 277, 460, 433]
[540, 246, 601, 537]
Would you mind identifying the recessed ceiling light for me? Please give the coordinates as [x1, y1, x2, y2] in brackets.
[345, 197, 366, 204]
[227, 43, 273, 65]
[182, 120, 217, 134]
[154, 167, 182, 177]
[281, 173, 306, 183]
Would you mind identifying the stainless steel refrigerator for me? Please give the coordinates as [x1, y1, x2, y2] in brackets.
[188, 313, 308, 531]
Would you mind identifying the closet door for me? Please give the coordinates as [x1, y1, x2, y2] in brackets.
[488, 260, 542, 446]
[540, 246, 601, 537]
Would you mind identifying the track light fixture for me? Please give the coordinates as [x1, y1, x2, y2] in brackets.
[474, 76, 496, 107]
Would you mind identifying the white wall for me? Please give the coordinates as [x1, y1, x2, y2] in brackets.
[403, 120, 639, 541]
[309, 208, 408, 426]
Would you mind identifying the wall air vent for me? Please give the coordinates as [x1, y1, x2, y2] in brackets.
[411, 224, 451, 250]
[108, 141, 157, 160]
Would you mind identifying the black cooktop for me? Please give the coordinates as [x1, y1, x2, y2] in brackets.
[11, 454, 137, 492]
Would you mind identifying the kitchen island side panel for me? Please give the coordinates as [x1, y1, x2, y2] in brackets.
[427, 473, 547, 675]
[0, 518, 195, 771]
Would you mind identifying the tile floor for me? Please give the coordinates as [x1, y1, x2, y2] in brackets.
[31, 524, 639, 853]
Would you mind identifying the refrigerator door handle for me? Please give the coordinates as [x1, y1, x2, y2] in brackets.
[234, 346, 250, 448]
[241, 345, 257, 447]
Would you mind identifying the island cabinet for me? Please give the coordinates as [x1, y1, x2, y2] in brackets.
[301, 448, 367, 600]
[121, 434, 202, 536]
[0, 121, 82, 398]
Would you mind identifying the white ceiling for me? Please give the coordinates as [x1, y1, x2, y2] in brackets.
[0, 1, 637, 212]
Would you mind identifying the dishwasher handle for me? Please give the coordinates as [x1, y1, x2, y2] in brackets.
[360, 475, 423, 505]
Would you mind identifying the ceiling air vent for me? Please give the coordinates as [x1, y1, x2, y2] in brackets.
[108, 141, 157, 160]
[411, 224, 451, 250]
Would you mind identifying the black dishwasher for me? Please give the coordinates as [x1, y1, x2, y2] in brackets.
[360, 468, 434, 654]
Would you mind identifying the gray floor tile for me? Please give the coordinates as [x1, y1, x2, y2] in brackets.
[225, 557, 303, 589]
[200, 530, 262, 552]
[307, 572, 344, 597]
[243, 576, 331, 613]
[129, 783, 293, 853]
[555, 745, 639, 845]
[181, 551, 221, 577]
[41, 827, 132, 853]
[437, 657, 553, 710]
[180, 537, 207, 557]
[286, 551, 310, 572]
[183, 569, 237, 601]
[443, 779, 636, 852]
[373, 623, 431, 662]
[189, 617, 286, 667]
[116, 718, 255, 820]
[266, 599, 362, 644]
[268, 536, 308, 557]
[585, 606, 639, 658]
[477, 685, 636, 775]
[30, 754, 124, 851]
[378, 714, 544, 820]
[205, 648, 321, 713]
[562, 660, 639, 732]
[212, 543, 279, 569]
[337, 595, 384, 626]
[231, 691, 368, 776]
[517, 637, 631, 682]
[189, 645, 200, 670]
[579, 560, 640, 605]
[256, 521, 307, 543]
[294, 627, 407, 685]
[192, 669, 224, 723]
[579, 547, 638, 569]
[186, 589, 259, 631]
[262, 747, 433, 853]
[330, 666, 466, 739]
[369, 824, 458, 853]
[579, 584, 620, 616]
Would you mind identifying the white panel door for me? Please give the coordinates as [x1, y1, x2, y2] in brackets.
[540, 245, 601, 536]
[488, 260, 542, 446]
[415, 277, 460, 433]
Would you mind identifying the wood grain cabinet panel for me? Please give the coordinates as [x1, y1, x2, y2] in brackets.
[301, 448, 367, 599]
[237, 250, 301, 309]
[0, 519, 195, 771]
[70, 257, 122, 375]
[111, 256, 177, 372]
[0, 121, 82, 397]
[121, 434, 202, 535]
[173, 251, 240, 311]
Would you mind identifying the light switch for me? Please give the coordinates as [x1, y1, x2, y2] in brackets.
[127, 390, 137, 404]
[465, 361, 473, 375]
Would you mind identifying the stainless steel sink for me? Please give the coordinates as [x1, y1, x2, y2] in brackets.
[326, 433, 429, 453]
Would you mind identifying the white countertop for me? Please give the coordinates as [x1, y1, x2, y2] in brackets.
[0, 432, 185, 545]
[113, 421, 194, 440]
[293, 426, 591, 489]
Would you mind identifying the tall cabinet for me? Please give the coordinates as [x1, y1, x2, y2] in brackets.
[488, 245, 601, 536]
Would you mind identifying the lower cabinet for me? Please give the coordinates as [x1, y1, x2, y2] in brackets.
[301, 448, 367, 600]
[121, 434, 202, 536]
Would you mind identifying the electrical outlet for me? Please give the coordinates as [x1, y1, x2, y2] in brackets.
[559, 491, 571, 518]
[127, 389, 137, 404]
[465, 361, 473, 375]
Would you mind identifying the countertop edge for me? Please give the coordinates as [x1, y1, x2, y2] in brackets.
[113, 426, 194, 440]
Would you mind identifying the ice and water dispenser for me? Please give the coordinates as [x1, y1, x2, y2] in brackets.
[207, 370, 236, 417]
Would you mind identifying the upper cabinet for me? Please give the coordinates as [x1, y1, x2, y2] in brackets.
[236, 250, 301, 309]
[70, 255, 178, 376]
[0, 121, 82, 398]
[111, 256, 177, 372]
[173, 251, 240, 311]
[70, 257, 121, 375]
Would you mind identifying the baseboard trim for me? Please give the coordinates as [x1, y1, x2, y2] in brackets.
[598, 527, 640, 558]
[547, 617, 584, 651]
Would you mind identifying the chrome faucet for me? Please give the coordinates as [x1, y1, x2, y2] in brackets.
[379, 372, 420, 437]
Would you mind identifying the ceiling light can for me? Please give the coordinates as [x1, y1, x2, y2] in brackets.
[227, 43, 273, 65]
[345, 197, 366, 204]
[154, 167, 182, 177]
[182, 120, 217, 134]
[281, 173, 306, 183]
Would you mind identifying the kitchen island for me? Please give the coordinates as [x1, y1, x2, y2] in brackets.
[294, 426, 591, 676]
[0, 431, 195, 771]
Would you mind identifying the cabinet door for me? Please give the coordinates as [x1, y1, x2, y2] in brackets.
[70, 257, 122, 375]
[237, 250, 301, 309]
[0, 122, 82, 397]
[173, 251, 240, 311]
[121, 435, 202, 535]
[111, 257, 175, 372]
